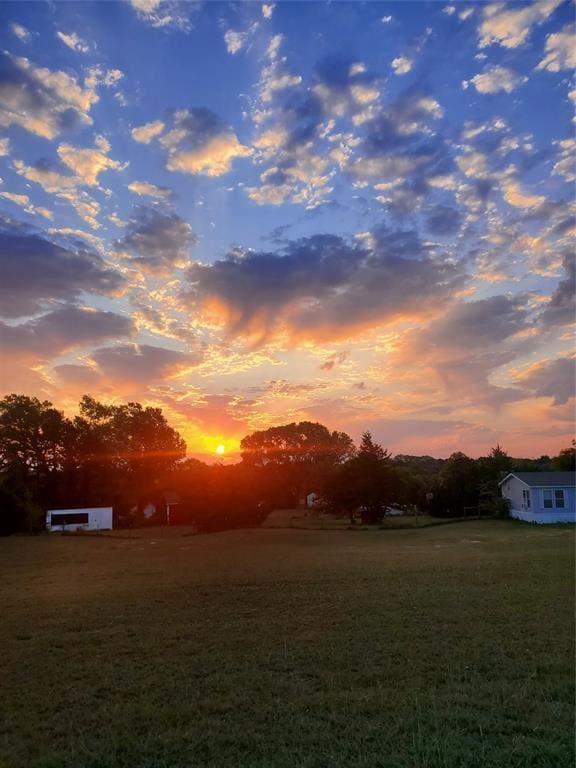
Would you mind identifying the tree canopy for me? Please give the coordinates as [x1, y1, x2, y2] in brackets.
[240, 421, 355, 506]
[323, 432, 398, 524]
[1, 391, 574, 535]
[241, 421, 354, 467]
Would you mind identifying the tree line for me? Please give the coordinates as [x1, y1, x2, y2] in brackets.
[1, 393, 574, 535]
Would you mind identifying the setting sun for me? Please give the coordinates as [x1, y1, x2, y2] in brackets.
[216, 444, 226, 455]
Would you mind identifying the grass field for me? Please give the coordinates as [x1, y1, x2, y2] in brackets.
[0, 521, 574, 768]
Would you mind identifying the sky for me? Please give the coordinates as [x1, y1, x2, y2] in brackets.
[0, 0, 574, 461]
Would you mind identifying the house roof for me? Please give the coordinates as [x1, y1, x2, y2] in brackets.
[499, 471, 575, 488]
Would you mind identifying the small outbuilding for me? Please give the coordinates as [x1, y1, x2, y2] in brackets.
[499, 472, 575, 524]
[46, 507, 113, 532]
[305, 491, 321, 509]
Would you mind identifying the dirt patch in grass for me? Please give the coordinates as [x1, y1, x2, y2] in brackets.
[0, 521, 573, 768]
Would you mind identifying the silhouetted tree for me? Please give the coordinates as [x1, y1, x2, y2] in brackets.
[552, 441, 576, 471]
[71, 396, 186, 508]
[323, 432, 398, 524]
[429, 451, 480, 517]
[0, 394, 186, 531]
[0, 394, 72, 511]
[241, 421, 354, 506]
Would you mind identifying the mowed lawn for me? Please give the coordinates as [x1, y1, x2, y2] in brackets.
[0, 522, 573, 768]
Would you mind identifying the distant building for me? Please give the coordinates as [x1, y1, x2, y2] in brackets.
[499, 472, 575, 524]
[138, 491, 181, 525]
[306, 491, 320, 509]
[46, 507, 113, 532]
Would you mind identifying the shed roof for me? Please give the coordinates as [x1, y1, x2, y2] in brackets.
[499, 471, 575, 488]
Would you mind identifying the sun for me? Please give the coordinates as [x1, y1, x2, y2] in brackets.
[215, 444, 226, 455]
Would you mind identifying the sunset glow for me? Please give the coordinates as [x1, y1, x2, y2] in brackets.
[0, 1, 574, 460]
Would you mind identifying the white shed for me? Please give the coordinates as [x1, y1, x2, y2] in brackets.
[46, 507, 113, 532]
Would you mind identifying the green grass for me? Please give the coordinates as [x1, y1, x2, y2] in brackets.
[0, 521, 574, 768]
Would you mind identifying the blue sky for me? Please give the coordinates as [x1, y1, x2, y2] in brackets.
[0, 0, 574, 459]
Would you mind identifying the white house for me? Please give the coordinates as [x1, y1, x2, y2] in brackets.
[46, 507, 113, 532]
[499, 472, 575, 524]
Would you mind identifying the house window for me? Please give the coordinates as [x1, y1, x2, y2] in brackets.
[522, 489, 531, 509]
[542, 489, 565, 509]
[51, 512, 89, 526]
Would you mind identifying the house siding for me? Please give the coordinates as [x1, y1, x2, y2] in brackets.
[501, 476, 576, 524]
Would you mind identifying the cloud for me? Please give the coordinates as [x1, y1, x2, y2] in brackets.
[425, 294, 530, 349]
[53, 363, 105, 390]
[478, 0, 562, 49]
[57, 136, 125, 186]
[256, 34, 303, 106]
[262, 4, 275, 18]
[90, 343, 201, 384]
[129, 0, 198, 31]
[401, 294, 533, 406]
[0, 219, 124, 318]
[156, 108, 251, 176]
[320, 351, 349, 371]
[56, 31, 90, 53]
[84, 66, 123, 89]
[552, 138, 576, 182]
[346, 91, 449, 208]
[47, 228, 103, 249]
[0, 307, 134, 360]
[312, 55, 381, 119]
[13, 158, 102, 228]
[115, 206, 195, 271]
[131, 120, 165, 144]
[0, 51, 100, 139]
[0, 191, 53, 220]
[186, 228, 464, 344]
[0, 138, 10, 156]
[537, 26, 576, 72]
[224, 29, 253, 55]
[363, 417, 500, 458]
[425, 205, 462, 235]
[540, 252, 575, 327]
[392, 56, 413, 75]
[249, 49, 384, 208]
[128, 180, 172, 199]
[501, 180, 545, 208]
[463, 66, 527, 94]
[13, 158, 77, 194]
[10, 23, 31, 42]
[516, 357, 575, 405]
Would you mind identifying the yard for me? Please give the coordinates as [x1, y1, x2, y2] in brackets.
[0, 521, 574, 768]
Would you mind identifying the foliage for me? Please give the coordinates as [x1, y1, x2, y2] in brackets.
[241, 421, 354, 506]
[0, 394, 186, 532]
[169, 460, 268, 532]
[1, 391, 574, 534]
[0, 475, 43, 536]
[0, 394, 70, 474]
[552, 441, 576, 472]
[323, 432, 399, 524]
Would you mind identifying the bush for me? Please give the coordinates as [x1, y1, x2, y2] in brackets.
[0, 479, 43, 535]
[478, 496, 510, 518]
